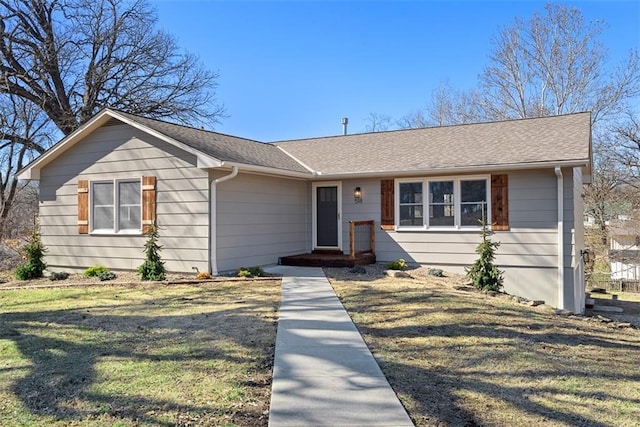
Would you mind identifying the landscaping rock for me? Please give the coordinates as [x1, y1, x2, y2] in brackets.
[385, 270, 410, 278]
[614, 322, 633, 329]
[349, 265, 367, 275]
[555, 309, 572, 316]
[596, 315, 613, 323]
[528, 300, 545, 307]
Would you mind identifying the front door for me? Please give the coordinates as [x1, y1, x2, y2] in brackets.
[313, 182, 342, 249]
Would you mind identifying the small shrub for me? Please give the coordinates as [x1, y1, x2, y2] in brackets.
[97, 271, 117, 281]
[196, 271, 212, 280]
[15, 263, 41, 281]
[49, 271, 70, 281]
[237, 266, 265, 278]
[137, 224, 166, 281]
[237, 268, 252, 278]
[248, 266, 265, 277]
[386, 259, 407, 270]
[428, 268, 444, 277]
[84, 265, 110, 277]
[466, 221, 504, 292]
[15, 227, 47, 280]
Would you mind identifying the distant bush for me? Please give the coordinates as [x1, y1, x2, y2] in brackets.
[84, 265, 110, 277]
[386, 259, 407, 271]
[237, 266, 265, 278]
[49, 271, 70, 281]
[97, 271, 117, 281]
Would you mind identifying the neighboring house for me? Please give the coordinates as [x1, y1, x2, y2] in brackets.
[608, 219, 640, 281]
[17, 109, 592, 313]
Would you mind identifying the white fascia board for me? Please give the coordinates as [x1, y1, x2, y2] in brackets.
[221, 161, 314, 179]
[276, 146, 317, 173]
[15, 109, 225, 180]
[311, 159, 590, 180]
[196, 155, 224, 168]
[105, 111, 224, 169]
[15, 109, 116, 181]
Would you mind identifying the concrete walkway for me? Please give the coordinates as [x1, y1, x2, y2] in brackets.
[266, 266, 414, 427]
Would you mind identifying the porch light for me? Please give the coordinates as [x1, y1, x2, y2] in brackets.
[354, 187, 362, 203]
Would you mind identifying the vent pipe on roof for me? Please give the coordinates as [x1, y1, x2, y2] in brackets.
[342, 117, 348, 135]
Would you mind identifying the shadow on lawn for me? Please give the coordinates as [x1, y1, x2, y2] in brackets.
[0, 286, 278, 426]
[338, 285, 640, 427]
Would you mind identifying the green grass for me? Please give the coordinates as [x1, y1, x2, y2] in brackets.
[0, 281, 280, 426]
[330, 275, 640, 427]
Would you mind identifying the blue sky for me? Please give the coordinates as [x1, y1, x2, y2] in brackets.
[154, 0, 640, 141]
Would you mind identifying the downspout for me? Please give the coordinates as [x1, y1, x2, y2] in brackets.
[210, 166, 239, 275]
[555, 166, 564, 310]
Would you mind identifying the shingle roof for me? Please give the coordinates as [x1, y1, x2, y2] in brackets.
[114, 111, 310, 174]
[274, 112, 591, 175]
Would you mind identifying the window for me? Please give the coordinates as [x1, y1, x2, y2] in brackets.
[399, 182, 423, 226]
[91, 179, 141, 233]
[460, 179, 488, 226]
[396, 176, 489, 229]
[429, 181, 454, 226]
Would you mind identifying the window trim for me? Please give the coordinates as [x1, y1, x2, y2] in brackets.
[395, 175, 491, 231]
[90, 178, 143, 235]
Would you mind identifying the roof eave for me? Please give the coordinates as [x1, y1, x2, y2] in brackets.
[310, 159, 591, 180]
[15, 108, 225, 181]
[221, 161, 314, 179]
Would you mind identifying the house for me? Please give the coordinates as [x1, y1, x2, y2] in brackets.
[608, 218, 640, 281]
[17, 109, 592, 313]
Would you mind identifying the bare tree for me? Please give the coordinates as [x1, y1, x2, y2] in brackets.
[480, 3, 640, 124]
[0, 95, 51, 239]
[364, 112, 393, 132]
[583, 137, 626, 245]
[0, 0, 223, 240]
[612, 112, 640, 185]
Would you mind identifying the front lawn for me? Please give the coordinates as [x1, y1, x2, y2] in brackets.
[328, 269, 640, 427]
[0, 281, 280, 426]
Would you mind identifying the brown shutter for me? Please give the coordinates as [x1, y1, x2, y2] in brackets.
[142, 176, 157, 233]
[491, 174, 509, 231]
[380, 179, 395, 230]
[77, 180, 89, 234]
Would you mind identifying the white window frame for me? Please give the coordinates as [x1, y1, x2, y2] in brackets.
[90, 178, 143, 235]
[395, 176, 490, 230]
[397, 181, 425, 230]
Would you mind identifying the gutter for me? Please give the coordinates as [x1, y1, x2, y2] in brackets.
[310, 159, 590, 180]
[555, 166, 564, 310]
[209, 166, 239, 275]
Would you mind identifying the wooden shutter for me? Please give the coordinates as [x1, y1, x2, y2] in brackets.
[380, 179, 395, 230]
[142, 176, 157, 233]
[77, 180, 89, 234]
[491, 174, 509, 231]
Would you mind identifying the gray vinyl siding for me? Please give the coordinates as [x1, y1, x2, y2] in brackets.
[39, 124, 210, 273]
[340, 169, 562, 307]
[214, 172, 310, 272]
